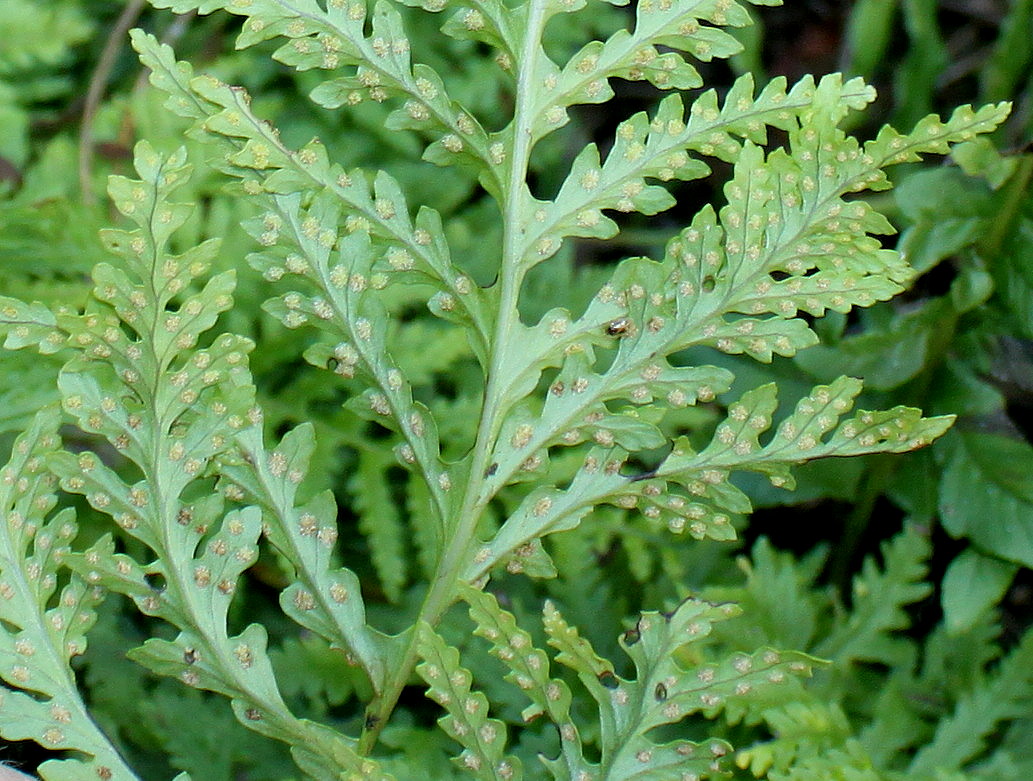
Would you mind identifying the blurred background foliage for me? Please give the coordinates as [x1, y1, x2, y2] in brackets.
[2, 0, 1033, 778]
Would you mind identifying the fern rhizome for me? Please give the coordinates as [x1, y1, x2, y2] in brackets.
[0, 0, 1009, 778]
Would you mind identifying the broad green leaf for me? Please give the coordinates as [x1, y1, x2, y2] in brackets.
[941, 549, 1018, 634]
[940, 431, 1033, 566]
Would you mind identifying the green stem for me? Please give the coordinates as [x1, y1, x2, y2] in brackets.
[978, 152, 1033, 260]
[357, 0, 550, 755]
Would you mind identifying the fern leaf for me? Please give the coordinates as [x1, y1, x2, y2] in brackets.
[214, 424, 395, 694]
[37, 141, 392, 779]
[153, 0, 500, 184]
[470, 99, 1006, 547]
[131, 30, 493, 354]
[135, 32, 477, 533]
[545, 596, 814, 778]
[0, 410, 134, 779]
[470, 377, 952, 578]
[461, 585, 587, 774]
[416, 621, 522, 779]
[735, 700, 865, 780]
[0, 296, 62, 353]
[448, 585, 814, 780]
[550, 0, 756, 108]
[529, 74, 874, 265]
[255, 209, 453, 525]
[815, 526, 932, 667]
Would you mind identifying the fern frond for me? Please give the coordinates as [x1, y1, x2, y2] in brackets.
[352, 448, 409, 603]
[153, 0, 500, 185]
[0, 296, 62, 354]
[457, 93, 1009, 577]
[736, 701, 875, 781]
[37, 141, 391, 779]
[416, 620, 521, 779]
[439, 587, 815, 780]
[549, 0, 758, 107]
[216, 424, 397, 694]
[461, 585, 586, 774]
[255, 209, 453, 525]
[469, 379, 952, 579]
[815, 526, 932, 666]
[0, 0, 1020, 774]
[0, 409, 134, 780]
[132, 30, 494, 356]
[528, 74, 875, 265]
[908, 628, 1033, 776]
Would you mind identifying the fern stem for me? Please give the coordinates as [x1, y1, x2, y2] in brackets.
[357, 0, 551, 754]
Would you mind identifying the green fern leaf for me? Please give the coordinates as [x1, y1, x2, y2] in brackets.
[34, 141, 394, 779]
[131, 30, 494, 354]
[546, 594, 815, 778]
[816, 526, 932, 666]
[0, 410, 134, 779]
[416, 620, 522, 779]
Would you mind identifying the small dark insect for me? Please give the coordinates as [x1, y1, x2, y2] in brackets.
[183, 648, 198, 664]
[364, 712, 381, 730]
[654, 682, 668, 701]
[484, 462, 499, 477]
[606, 317, 631, 336]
